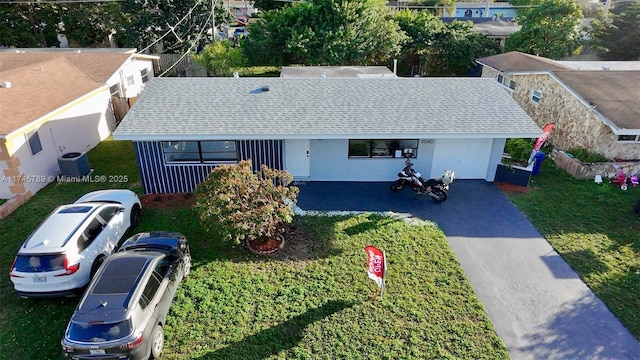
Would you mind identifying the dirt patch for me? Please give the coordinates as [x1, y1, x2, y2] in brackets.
[495, 182, 530, 194]
[141, 193, 195, 210]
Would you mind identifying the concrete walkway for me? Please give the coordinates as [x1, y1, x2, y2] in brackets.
[295, 180, 640, 360]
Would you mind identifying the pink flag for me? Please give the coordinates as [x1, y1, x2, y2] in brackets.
[364, 246, 386, 290]
[528, 123, 555, 164]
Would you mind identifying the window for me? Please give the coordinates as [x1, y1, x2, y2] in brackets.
[140, 68, 149, 83]
[531, 90, 542, 104]
[496, 74, 516, 91]
[26, 130, 43, 155]
[348, 139, 418, 158]
[163, 141, 238, 164]
[139, 262, 164, 309]
[617, 135, 640, 142]
[98, 206, 119, 224]
[126, 75, 135, 87]
[109, 83, 121, 97]
[78, 218, 105, 251]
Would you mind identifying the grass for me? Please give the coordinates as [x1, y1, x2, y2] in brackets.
[505, 160, 640, 339]
[0, 139, 507, 359]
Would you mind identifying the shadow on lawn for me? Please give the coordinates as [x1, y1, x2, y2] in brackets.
[199, 300, 355, 360]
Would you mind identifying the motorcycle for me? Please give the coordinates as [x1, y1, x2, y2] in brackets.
[390, 156, 455, 202]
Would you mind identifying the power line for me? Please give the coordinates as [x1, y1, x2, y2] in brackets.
[138, 0, 205, 53]
[158, 14, 210, 77]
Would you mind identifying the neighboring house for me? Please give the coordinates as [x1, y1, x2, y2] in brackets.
[228, 0, 257, 17]
[444, 2, 517, 19]
[280, 66, 396, 78]
[113, 77, 541, 194]
[476, 51, 640, 160]
[0, 49, 157, 200]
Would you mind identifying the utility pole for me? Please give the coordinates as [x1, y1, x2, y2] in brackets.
[211, 0, 216, 41]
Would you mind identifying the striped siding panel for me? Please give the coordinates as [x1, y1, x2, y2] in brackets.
[134, 140, 283, 194]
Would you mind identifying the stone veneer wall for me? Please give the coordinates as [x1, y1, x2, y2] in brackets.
[480, 67, 640, 160]
[550, 149, 640, 180]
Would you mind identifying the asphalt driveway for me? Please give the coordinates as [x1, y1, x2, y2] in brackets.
[296, 180, 640, 360]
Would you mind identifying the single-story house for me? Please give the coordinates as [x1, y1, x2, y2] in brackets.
[113, 77, 541, 194]
[476, 51, 640, 161]
[0, 49, 157, 201]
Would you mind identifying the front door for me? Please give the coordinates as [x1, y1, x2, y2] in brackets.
[285, 139, 310, 178]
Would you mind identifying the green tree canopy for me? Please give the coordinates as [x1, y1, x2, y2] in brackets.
[242, 0, 407, 66]
[394, 10, 500, 76]
[192, 40, 245, 76]
[505, 0, 584, 59]
[589, 1, 640, 60]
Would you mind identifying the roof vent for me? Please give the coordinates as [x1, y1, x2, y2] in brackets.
[233, 71, 239, 78]
[320, 71, 326, 78]
[0, 81, 11, 88]
[602, 66, 610, 71]
[250, 85, 270, 94]
[74, 49, 81, 54]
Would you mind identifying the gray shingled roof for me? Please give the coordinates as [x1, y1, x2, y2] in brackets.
[113, 77, 541, 141]
[477, 51, 573, 72]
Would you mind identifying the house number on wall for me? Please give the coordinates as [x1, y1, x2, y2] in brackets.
[421, 139, 434, 144]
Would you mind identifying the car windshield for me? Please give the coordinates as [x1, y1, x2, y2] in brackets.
[68, 320, 132, 342]
[13, 254, 65, 272]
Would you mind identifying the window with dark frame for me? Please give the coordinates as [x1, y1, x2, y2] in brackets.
[163, 141, 238, 164]
[140, 68, 149, 83]
[617, 135, 639, 142]
[348, 139, 418, 158]
[26, 130, 43, 156]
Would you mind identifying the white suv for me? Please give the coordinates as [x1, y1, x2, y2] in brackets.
[9, 189, 142, 298]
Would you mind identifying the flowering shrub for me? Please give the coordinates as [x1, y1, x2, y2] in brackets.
[194, 160, 299, 246]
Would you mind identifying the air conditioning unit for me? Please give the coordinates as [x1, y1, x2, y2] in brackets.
[58, 152, 90, 177]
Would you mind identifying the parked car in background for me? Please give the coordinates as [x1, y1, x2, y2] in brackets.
[9, 190, 141, 298]
[61, 232, 191, 360]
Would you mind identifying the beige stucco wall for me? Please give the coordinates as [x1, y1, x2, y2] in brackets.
[480, 67, 640, 160]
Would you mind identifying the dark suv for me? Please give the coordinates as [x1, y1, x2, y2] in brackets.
[61, 232, 191, 360]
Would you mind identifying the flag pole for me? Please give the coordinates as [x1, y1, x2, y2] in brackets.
[380, 250, 387, 299]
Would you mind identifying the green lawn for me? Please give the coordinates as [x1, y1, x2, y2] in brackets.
[0, 139, 507, 359]
[505, 160, 640, 339]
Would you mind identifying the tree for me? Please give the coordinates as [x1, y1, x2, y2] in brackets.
[194, 160, 299, 249]
[505, 0, 584, 59]
[253, 0, 288, 12]
[121, 0, 232, 53]
[242, 0, 407, 66]
[589, 1, 640, 60]
[0, 3, 60, 47]
[61, 3, 126, 47]
[192, 40, 245, 76]
[394, 10, 500, 76]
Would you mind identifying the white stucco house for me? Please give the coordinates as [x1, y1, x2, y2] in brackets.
[113, 77, 542, 194]
[0, 49, 157, 203]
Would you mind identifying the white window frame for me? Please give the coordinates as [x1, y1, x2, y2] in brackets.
[617, 135, 640, 143]
[126, 75, 135, 87]
[531, 90, 542, 104]
[496, 73, 516, 91]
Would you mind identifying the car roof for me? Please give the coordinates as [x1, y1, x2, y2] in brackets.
[118, 231, 186, 253]
[74, 252, 162, 321]
[19, 204, 105, 253]
[74, 189, 133, 205]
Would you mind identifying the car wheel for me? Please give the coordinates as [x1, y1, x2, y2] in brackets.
[130, 204, 142, 228]
[150, 324, 164, 359]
